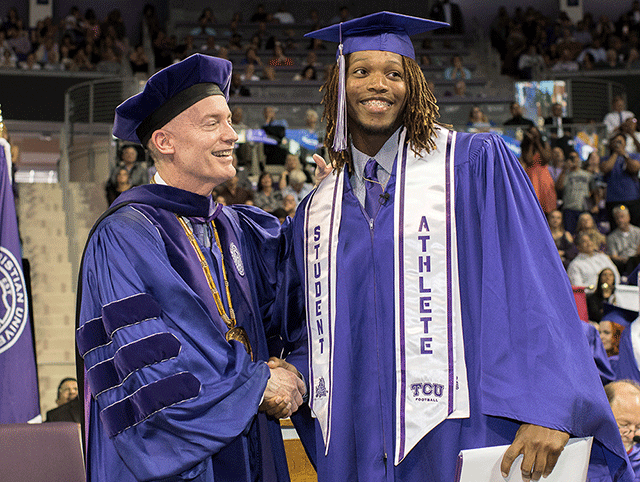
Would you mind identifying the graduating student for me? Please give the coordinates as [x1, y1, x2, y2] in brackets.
[76, 54, 307, 482]
[278, 12, 634, 482]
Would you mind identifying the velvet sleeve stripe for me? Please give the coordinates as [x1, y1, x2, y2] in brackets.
[102, 293, 162, 336]
[100, 372, 201, 438]
[87, 333, 182, 396]
[76, 316, 110, 357]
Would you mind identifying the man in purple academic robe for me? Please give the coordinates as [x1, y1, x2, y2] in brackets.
[276, 12, 635, 482]
[75, 54, 307, 482]
[588, 381, 640, 481]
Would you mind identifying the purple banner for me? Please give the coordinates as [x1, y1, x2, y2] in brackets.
[0, 147, 40, 423]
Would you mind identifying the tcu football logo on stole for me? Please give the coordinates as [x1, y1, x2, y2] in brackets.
[0, 247, 28, 354]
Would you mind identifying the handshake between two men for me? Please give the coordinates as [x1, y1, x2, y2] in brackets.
[259, 357, 307, 419]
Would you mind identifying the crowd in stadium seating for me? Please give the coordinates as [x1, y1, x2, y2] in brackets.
[491, 1, 640, 78]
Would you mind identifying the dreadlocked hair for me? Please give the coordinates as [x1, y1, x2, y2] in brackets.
[319, 54, 447, 173]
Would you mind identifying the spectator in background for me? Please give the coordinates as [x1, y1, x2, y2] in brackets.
[262, 106, 289, 166]
[281, 169, 313, 204]
[587, 268, 617, 323]
[517, 44, 545, 79]
[108, 145, 148, 188]
[272, 5, 295, 24]
[253, 171, 282, 213]
[129, 44, 149, 74]
[548, 146, 565, 184]
[268, 43, 294, 67]
[294, 64, 316, 80]
[556, 150, 595, 234]
[567, 232, 620, 287]
[602, 132, 640, 229]
[577, 38, 607, 65]
[604, 96, 636, 136]
[19, 52, 41, 70]
[261, 65, 277, 81]
[214, 174, 254, 205]
[443, 55, 471, 80]
[520, 128, 556, 214]
[240, 63, 260, 82]
[241, 47, 263, 67]
[250, 4, 269, 23]
[503, 101, 534, 127]
[106, 167, 133, 205]
[466, 105, 495, 132]
[229, 72, 251, 97]
[45, 377, 81, 423]
[548, 209, 576, 269]
[190, 8, 217, 37]
[282, 193, 297, 217]
[617, 117, 640, 154]
[607, 205, 640, 276]
[551, 47, 580, 71]
[0, 47, 16, 68]
[576, 211, 608, 252]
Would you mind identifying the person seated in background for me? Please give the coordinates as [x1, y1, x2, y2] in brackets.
[280, 169, 313, 204]
[214, 174, 254, 206]
[282, 193, 297, 218]
[190, 8, 217, 37]
[587, 268, 617, 322]
[240, 63, 260, 82]
[108, 145, 149, 187]
[268, 43, 294, 67]
[278, 153, 312, 189]
[547, 209, 576, 268]
[293, 64, 317, 80]
[576, 211, 609, 252]
[105, 167, 132, 205]
[46, 377, 81, 423]
[556, 150, 595, 234]
[443, 55, 471, 80]
[253, 171, 282, 214]
[229, 72, 251, 97]
[567, 232, 620, 287]
[503, 101, 534, 127]
[588, 380, 640, 481]
[607, 205, 640, 277]
[466, 105, 495, 132]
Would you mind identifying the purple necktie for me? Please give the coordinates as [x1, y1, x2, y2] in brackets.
[364, 158, 383, 219]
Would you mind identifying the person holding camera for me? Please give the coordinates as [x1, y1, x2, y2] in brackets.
[601, 132, 640, 229]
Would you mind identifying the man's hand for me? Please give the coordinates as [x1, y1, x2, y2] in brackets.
[313, 154, 333, 187]
[500, 424, 570, 481]
[258, 357, 306, 419]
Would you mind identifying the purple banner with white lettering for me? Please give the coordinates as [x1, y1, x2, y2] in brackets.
[0, 147, 40, 423]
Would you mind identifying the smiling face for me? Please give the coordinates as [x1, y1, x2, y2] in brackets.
[155, 95, 238, 195]
[346, 50, 408, 156]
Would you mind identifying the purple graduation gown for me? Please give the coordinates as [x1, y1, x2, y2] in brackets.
[76, 184, 298, 482]
[285, 132, 634, 481]
[616, 326, 640, 384]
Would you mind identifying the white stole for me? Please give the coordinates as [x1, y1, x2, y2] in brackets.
[304, 127, 469, 463]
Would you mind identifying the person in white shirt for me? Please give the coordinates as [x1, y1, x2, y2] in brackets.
[604, 96, 635, 136]
[568, 232, 620, 287]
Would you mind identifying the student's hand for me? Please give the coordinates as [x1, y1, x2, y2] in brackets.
[313, 154, 333, 187]
[500, 424, 569, 481]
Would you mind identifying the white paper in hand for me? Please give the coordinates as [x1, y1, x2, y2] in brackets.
[455, 437, 593, 482]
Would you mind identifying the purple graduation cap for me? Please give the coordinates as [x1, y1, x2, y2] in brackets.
[304, 12, 448, 151]
[113, 54, 232, 145]
[602, 303, 639, 329]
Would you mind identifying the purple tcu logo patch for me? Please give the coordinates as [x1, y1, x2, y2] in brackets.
[315, 377, 327, 399]
[410, 382, 444, 402]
